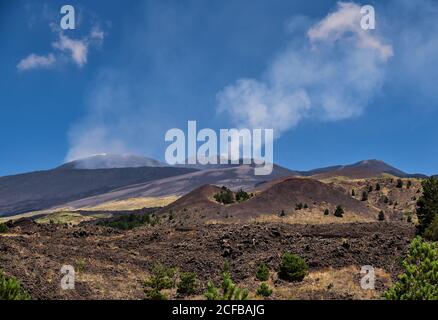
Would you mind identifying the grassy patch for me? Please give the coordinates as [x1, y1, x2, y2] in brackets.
[97, 213, 158, 230]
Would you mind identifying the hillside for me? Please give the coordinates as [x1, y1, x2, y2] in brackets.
[0, 166, 197, 216]
[158, 177, 377, 224]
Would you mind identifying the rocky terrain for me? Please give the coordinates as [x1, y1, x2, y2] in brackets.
[0, 218, 415, 300]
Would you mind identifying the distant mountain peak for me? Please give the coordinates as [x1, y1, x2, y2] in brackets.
[57, 154, 167, 170]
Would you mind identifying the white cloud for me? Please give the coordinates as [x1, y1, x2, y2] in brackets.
[308, 2, 393, 60]
[17, 26, 104, 71]
[17, 53, 56, 71]
[217, 2, 393, 137]
[53, 34, 88, 67]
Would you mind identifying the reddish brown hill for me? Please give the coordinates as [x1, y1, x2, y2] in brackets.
[159, 177, 376, 223]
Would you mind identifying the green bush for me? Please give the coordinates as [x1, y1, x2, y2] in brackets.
[334, 205, 344, 218]
[385, 237, 438, 300]
[214, 187, 235, 204]
[324, 209, 330, 216]
[378, 211, 385, 221]
[278, 252, 308, 282]
[295, 203, 303, 210]
[396, 179, 404, 188]
[144, 264, 177, 300]
[255, 263, 269, 281]
[0, 223, 8, 234]
[424, 215, 438, 241]
[0, 270, 31, 300]
[205, 272, 248, 300]
[256, 283, 273, 297]
[416, 177, 438, 236]
[361, 191, 368, 201]
[375, 183, 381, 191]
[235, 189, 252, 202]
[177, 272, 197, 295]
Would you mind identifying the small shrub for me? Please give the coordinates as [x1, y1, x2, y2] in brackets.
[144, 264, 177, 300]
[324, 208, 330, 216]
[280, 210, 286, 217]
[375, 183, 381, 191]
[256, 283, 273, 297]
[378, 211, 385, 221]
[361, 191, 368, 201]
[214, 187, 235, 205]
[235, 189, 252, 202]
[205, 272, 248, 300]
[334, 205, 344, 218]
[278, 252, 308, 282]
[177, 272, 197, 295]
[351, 189, 355, 197]
[396, 179, 404, 188]
[255, 263, 269, 281]
[385, 237, 438, 300]
[368, 185, 373, 193]
[295, 203, 303, 210]
[0, 270, 31, 300]
[407, 180, 412, 189]
[303, 203, 309, 209]
[0, 223, 8, 234]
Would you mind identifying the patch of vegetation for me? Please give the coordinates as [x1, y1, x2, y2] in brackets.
[278, 251, 308, 282]
[75, 258, 87, 273]
[177, 272, 197, 295]
[368, 185, 373, 193]
[424, 214, 438, 241]
[396, 179, 404, 188]
[407, 180, 412, 189]
[0, 270, 31, 300]
[361, 191, 368, 201]
[205, 272, 249, 300]
[255, 263, 270, 281]
[385, 237, 438, 300]
[334, 205, 344, 218]
[214, 187, 235, 205]
[303, 203, 309, 209]
[0, 223, 8, 234]
[295, 203, 304, 210]
[280, 210, 286, 217]
[378, 211, 385, 221]
[97, 213, 158, 230]
[375, 183, 381, 191]
[324, 208, 330, 216]
[235, 189, 253, 202]
[351, 189, 355, 197]
[256, 283, 273, 297]
[416, 177, 438, 239]
[144, 264, 177, 300]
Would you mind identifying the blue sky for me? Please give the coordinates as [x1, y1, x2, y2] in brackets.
[1, 0, 438, 176]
